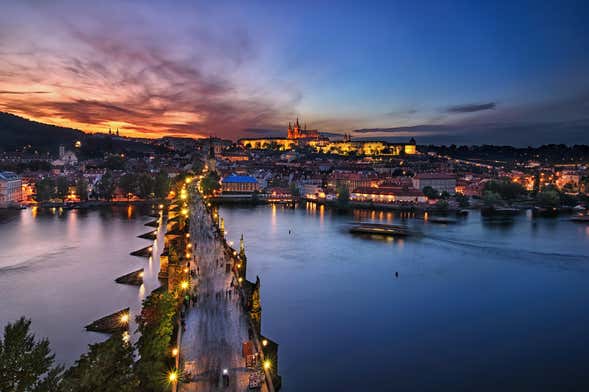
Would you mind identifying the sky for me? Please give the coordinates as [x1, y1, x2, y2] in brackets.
[0, 0, 588, 145]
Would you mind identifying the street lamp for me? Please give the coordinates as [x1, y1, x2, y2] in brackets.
[172, 347, 179, 357]
[263, 360, 271, 371]
[168, 370, 178, 383]
[180, 281, 189, 290]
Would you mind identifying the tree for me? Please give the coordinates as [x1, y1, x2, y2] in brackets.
[536, 189, 560, 208]
[95, 171, 116, 200]
[55, 176, 69, 202]
[422, 186, 439, 199]
[61, 333, 138, 392]
[483, 190, 504, 207]
[484, 179, 525, 202]
[435, 199, 449, 211]
[0, 317, 63, 392]
[136, 173, 155, 199]
[455, 192, 470, 208]
[289, 182, 300, 198]
[35, 178, 55, 202]
[336, 184, 350, 209]
[118, 174, 137, 200]
[200, 171, 220, 196]
[75, 177, 89, 202]
[154, 172, 170, 199]
[135, 292, 177, 392]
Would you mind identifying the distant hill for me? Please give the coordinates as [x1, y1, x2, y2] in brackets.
[0, 112, 163, 157]
[0, 112, 86, 153]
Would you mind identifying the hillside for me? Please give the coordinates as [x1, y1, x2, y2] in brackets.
[0, 112, 161, 157]
[0, 112, 86, 152]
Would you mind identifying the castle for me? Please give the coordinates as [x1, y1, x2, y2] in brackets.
[287, 118, 319, 140]
[238, 118, 417, 156]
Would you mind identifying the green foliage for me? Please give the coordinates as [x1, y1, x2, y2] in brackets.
[422, 186, 439, 199]
[483, 190, 504, 207]
[95, 171, 116, 200]
[484, 179, 526, 202]
[435, 199, 449, 211]
[200, 171, 221, 196]
[118, 174, 137, 200]
[455, 192, 470, 208]
[61, 333, 138, 392]
[0, 317, 63, 392]
[103, 155, 126, 170]
[289, 182, 300, 198]
[536, 189, 561, 208]
[136, 173, 155, 199]
[154, 172, 170, 199]
[75, 177, 89, 202]
[55, 176, 69, 202]
[35, 178, 55, 202]
[135, 292, 178, 392]
[336, 184, 350, 208]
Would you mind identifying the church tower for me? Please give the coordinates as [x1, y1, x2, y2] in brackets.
[287, 122, 293, 139]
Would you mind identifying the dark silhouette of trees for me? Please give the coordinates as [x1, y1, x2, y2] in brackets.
[0, 317, 63, 392]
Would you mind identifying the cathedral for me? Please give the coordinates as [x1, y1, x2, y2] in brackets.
[287, 118, 319, 140]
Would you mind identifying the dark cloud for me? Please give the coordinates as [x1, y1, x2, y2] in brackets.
[446, 102, 496, 113]
[0, 9, 299, 138]
[0, 90, 50, 94]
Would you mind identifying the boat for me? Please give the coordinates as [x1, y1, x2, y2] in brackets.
[349, 223, 414, 237]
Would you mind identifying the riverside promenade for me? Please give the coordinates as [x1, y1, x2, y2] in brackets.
[180, 189, 270, 392]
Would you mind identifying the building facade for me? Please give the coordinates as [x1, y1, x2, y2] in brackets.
[0, 171, 23, 206]
[412, 173, 457, 194]
[351, 186, 427, 204]
[221, 175, 259, 193]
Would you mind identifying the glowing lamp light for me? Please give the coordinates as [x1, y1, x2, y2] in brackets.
[263, 360, 271, 370]
[138, 271, 144, 278]
[148, 246, 153, 252]
[223, 368, 228, 375]
[172, 347, 179, 357]
[238, 277, 243, 283]
[180, 281, 189, 290]
[120, 313, 129, 324]
[186, 233, 190, 238]
[168, 370, 178, 383]
[262, 339, 268, 347]
[122, 331, 130, 343]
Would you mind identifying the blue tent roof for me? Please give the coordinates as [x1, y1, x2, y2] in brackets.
[222, 175, 257, 184]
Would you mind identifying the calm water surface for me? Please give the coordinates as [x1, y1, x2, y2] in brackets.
[2, 204, 589, 391]
[0, 205, 164, 365]
[220, 204, 589, 391]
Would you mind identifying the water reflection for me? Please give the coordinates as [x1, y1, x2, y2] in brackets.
[0, 204, 164, 365]
[219, 205, 589, 391]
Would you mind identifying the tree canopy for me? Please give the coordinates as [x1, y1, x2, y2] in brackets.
[0, 317, 63, 392]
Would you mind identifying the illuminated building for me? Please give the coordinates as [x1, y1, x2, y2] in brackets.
[287, 118, 319, 139]
[412, 173, 457, 194]
[239, 120, 417, 156]
[221, 175, 259, 193]
[351, 186, 427, 203]
[0, 171, 22, 206]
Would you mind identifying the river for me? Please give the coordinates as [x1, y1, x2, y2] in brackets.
[0, 205, 164, 365]
[219, 204, 589, 391]
[1, 204, 589, 390]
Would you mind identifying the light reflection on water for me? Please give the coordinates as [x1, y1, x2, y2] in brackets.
[220, 204, 589, 392]
[0, 205, 164, 365]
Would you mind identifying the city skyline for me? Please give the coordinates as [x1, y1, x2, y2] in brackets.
[1, 0, 588, 145]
